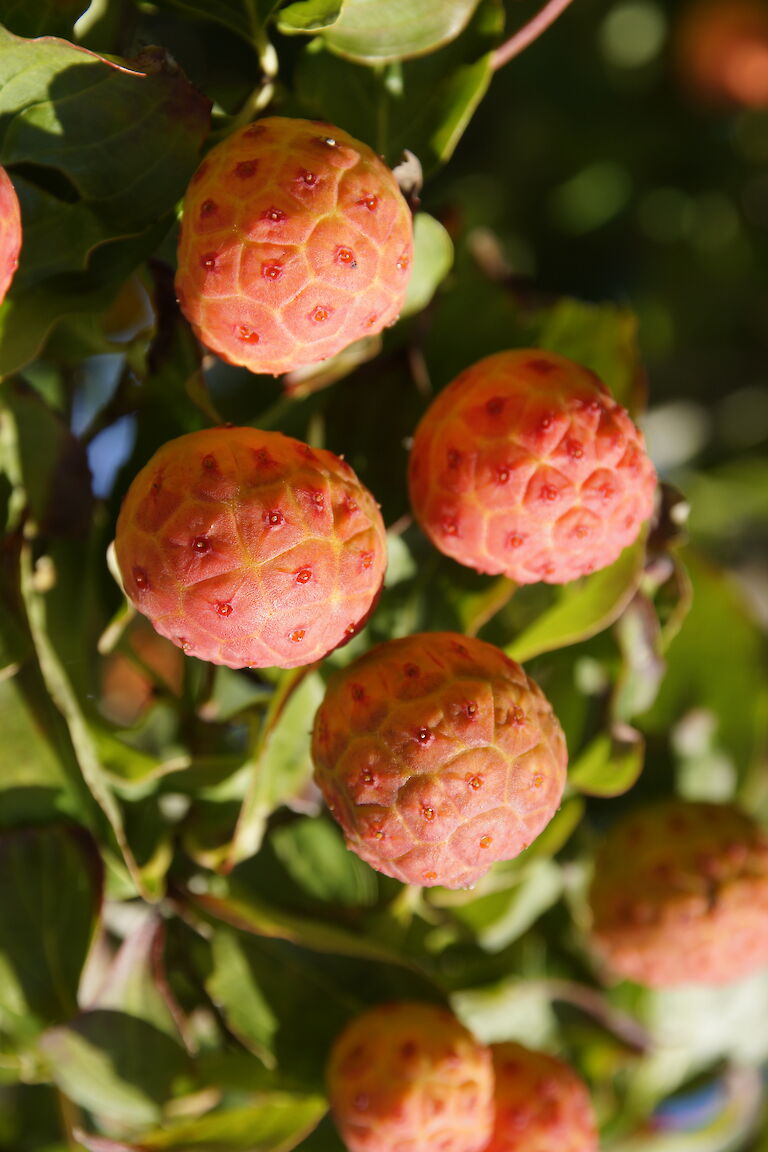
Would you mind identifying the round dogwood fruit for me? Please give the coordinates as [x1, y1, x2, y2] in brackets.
[175, 116, 413, 375]
[312, 632, 567, 889]
[114, 426, 386, 669]
[0, 166, 21, 304]
[484, 1043, 599, 1152]
[589, 800, 768, 986]
[408, 349, 656, 584]
[327, 1001, 494, 1152]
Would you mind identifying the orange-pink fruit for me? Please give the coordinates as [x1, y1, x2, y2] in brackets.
[175, 117, 413, 376]
[327, 1001, 494, 1152]
[114, 426, 386, 669]
[0, 166, 21, 304]
[312, 632, 567, 889]
[589, 800, 768, 987]
[677, 0, 768, 108]
[408, 350, 656, 585]
[483, 1043, 598, 1152]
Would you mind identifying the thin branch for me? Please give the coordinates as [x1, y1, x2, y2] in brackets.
[492, 0, 576, 71]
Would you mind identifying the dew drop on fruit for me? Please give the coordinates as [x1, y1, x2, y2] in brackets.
[467, 775, 483, 790]
[263, 207, 287, 222]
[266, 509, 283, 526]
[335, 246, 355, 265]
[508, 533, 524, 549]
[201, 253, 217, 270]
[289, 628, 305, 643]
[417, 727, 431, 745]
[310, 305, 330, 323]
[422, 806, 435, 821]
[262, 263, 282, 281]
[357, 195, 378, 211]
[479, 835, 492, 849]
[216, 602, 233, 617]
[192, 536, 209, 552]
[236, 325, 259, 344]
[295, 568, 312, 584]
[133, 566, 149, 590]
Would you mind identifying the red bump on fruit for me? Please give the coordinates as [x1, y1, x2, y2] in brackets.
[327, 1002, 494, 1152]
[588, 800, 768, 986]
[0, 166, 21, 304]
[312, 632, 567, 889]
[175, 117, 413, 376]
[408, 350, 656, 585]
[484, 1043, 599, 1152]
[114, 427, 386, 670]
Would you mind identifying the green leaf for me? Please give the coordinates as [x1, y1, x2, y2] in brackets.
[277, 0, 343, 34]
[319, 0, 483, 62]
[227, 669, 324, 867]
[150, 0, 280, 42]
[440, 858, 564, 952]
[93, 1094, 328, 1151]
[208, 929, 278, 1064]
[642, 549, 766, 783]
[270, 818, 379, 908]
[400, 213, 454, 319]
[0, 824, 102, 1029]
[92, 917, 184, 1042]
[0, 32, 209, 243]
[505, 534, 646, 664]
[39, 1010, 189, 1128]
[568, 724, 644, 798]
[535, 298, 644, 415]
[0, 0, 89, 37]
[0, 30, 209, 372]
[294, 0, 504, 170]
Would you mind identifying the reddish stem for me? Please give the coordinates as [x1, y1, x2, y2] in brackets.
[492, 0, 576, 70]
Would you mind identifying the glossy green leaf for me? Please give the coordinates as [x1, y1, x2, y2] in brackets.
[40, 1010, 189, 1127]
[277, 0, 343, 34]
[506, 535, 646, 664]
[136, 1094, 326, 1150]
[401, 213, 454, 318]
[227, 669, 324, 866]
[568, 724, 644, 797]
[294, 0, 503, 169]
[442, 858, 564, 952]
[535, 298, 644, 415]
[270, 817, 379, 908]
[319, 0, 482, 62]
[0, 825, 102, 1028]
[208, 928, 277, 1063]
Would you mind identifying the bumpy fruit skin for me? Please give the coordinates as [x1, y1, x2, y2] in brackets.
[484, 1043, 598, 1152]
[114, 426, 386, 670]
[0, 166, 21, 304]
[327, 1001, 494, 1152]
[408, 350, 656, 585]
[677, 0, 768, 108]
[312, 632, 567, 889]
[175, 117, 413, 375]
[589, 800, 768, 987]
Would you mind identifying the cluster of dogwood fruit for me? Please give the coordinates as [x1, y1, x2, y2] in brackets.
[4, 115, 768, 1152]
